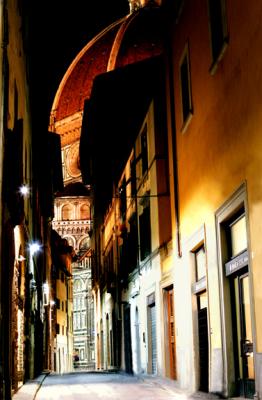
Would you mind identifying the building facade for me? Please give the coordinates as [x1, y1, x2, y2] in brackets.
[47, 1, 262, 399]
[78, 1, 262, 399]
[72, 254, 95, 370]
[90, 95, 172, 376]
[50, 230, 75, 373]
[52, 186, 95, 371]
[0, 1, 64, 398]
[166, 1, 262, 397]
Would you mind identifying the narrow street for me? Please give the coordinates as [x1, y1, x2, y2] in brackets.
[1, 1, 262, 399]
[34, 372, 190, 400]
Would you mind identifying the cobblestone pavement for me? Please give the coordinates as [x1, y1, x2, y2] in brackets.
[13, 371, 222, 400]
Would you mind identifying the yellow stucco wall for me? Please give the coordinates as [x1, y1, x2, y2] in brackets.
[171, 0, 262, 352]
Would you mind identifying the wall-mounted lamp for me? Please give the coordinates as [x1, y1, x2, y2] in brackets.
[19, 184, 30, 197]
[29, 242, 41, 256]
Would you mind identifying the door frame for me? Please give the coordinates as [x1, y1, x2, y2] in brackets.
[163, 284, 177, 380]
[230, 270, 255, 397]
[215, 183, 256, 398]
[123, 303, 133, 374]
[186, 224, 210, 392]
[147, 292, 157, 375]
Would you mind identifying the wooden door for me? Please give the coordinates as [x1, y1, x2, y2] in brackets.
[167, 288, 176, 379]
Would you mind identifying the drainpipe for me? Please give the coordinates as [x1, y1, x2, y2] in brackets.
[165, 9, 182, 258]
[169, 69, 182, 257]
[133, 145, 141, 275]
[168, 58, 182, 258]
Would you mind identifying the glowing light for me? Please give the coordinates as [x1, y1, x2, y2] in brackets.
[17, 255, 26, 262]
[19, 184, 30, 196]
[43, 282, 50, 306]
[29, 242, 41, 255]
[43, 282, 49, 293]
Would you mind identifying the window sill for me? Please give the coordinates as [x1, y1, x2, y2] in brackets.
[209, 37, 229, 76]
[181, 110, 193, 134]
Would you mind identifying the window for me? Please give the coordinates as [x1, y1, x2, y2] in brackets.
[141, 126, 148, 175]
[128, 212, 138, 272]
[208, 0, 228, 71]
[180, 44, 193, 127]
[195, 246, 206, 281]
[229, 214, 247, 258]
[56, 298, 60, 309]
[80, 203, 90, 220]
[119, 177, 127, 220]
[130, 156, 137, 197]
[62, 203, 73, 220]
[139, 203, 151, 261]
[189, 228, 207, 295]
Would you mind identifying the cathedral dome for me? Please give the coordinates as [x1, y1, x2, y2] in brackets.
[49, 4, 166, 147]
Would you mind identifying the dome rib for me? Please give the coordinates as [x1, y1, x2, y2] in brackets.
[50, 16, 128, 129]
[107, 12, 137, 72]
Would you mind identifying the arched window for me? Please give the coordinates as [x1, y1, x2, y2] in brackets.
[80, 204, 90, 220]
[62, 204, 73, 220]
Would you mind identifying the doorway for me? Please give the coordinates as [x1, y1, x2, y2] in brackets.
[147, 293, 157, 375]
[197, 291, 208, 391]
[123, 304, 133, 373]
[135, 307, 141, 373]
[216, 188, 256, 399]
[163, 286, 176, 379]
[231, 271, 254, 398]
[106, 314, 110, 368]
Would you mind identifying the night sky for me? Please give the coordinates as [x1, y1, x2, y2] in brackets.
[28, 0, 129, 128]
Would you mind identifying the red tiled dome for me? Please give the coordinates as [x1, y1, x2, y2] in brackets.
[50, 5, 165, 131]
[54, 20, 123, 121]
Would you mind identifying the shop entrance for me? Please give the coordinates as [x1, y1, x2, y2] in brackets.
[197, 291, 208, 392]
[147, 292, 157, 375]
[223, 209, 255, 398]
[231, 271, 254, 398]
